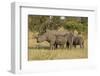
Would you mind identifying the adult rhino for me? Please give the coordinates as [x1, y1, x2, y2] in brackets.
[46, 30, 69, 49]
[35, 32, 57, 50]
[34, 30, 69, 50]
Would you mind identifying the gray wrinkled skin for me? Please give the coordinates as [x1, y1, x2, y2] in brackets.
[35, 30, 69, 50]
[55, 35, 67, 49]
[46, 30, 69, 36]
[66, 34, 84, 48]
[73, 35, 84, 48]
[65, 31, 74, 49]
[46, 30, 69, 49]
[35, 30, 84, 50]
[36, 32, 56, 50]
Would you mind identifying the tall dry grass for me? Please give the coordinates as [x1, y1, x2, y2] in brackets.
[28, 48, 88, 60]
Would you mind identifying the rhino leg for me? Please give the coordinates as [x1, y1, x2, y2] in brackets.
[69, 43, 73, 49]
[50, 41, 55, 50]
[60, 44, 64, 49]
[66, 42, 69, 48]
[81, 41, 84, 48]
[66, 36, 74, 49]
[50, 44, 54, 50]
[79, 39, 84, 48]
[82, 42, 84, 48]
[74, 45, 76, 48]
[54, 43, 58, 49]
[67, 40, 73, 49]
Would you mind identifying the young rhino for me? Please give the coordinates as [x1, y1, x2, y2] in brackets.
[66, 35, 84, 48]
[73, 35, 84, 48]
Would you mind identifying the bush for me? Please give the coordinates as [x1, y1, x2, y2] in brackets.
[63, 21, 87, 32]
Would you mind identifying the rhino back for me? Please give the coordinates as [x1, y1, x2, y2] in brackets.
[46, 30, 69, 36]
[56, 36, 66, 44]
[45, 32, 56, 42]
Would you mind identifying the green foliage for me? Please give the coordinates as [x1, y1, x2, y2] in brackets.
[63, 20, 87, 32]
[28, 15, 88, 34]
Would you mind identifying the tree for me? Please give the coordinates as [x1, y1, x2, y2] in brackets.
[28, 15, 88, 34]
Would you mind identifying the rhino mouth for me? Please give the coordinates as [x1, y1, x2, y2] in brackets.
[37, 40, 39, 43]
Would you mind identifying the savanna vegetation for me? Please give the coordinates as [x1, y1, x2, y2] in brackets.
[28, 15, 88, 60]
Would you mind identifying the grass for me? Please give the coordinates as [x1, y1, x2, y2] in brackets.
[28, 31, 88, 61]
[28, 48, 88, 60]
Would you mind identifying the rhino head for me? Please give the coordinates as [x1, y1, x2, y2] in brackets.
[34, 33, 47, 43]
